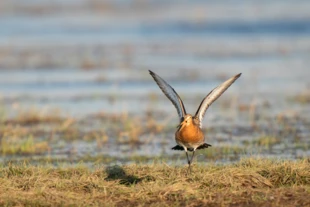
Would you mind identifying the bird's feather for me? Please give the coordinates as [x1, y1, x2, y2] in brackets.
[149, 70, 187, 120]
[195, 73, 241, 127]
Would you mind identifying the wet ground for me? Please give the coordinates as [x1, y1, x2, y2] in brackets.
[0, 0, 309, 166]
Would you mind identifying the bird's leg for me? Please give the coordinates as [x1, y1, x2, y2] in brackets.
[189, 150, 196, 166]
[185, 151, 190, 165]
[185, 151, 192, 175]
[186, 151, 196, 175]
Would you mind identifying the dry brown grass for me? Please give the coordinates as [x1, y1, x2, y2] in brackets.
[290, 91, 310, 104]
[3, 108, 64, 125]
[0, 158, 309, 206]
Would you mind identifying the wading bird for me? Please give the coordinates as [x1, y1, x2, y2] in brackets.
[149, 70, 241, 174]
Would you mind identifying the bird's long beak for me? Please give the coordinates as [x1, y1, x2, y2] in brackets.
[176, 117, 186, 130]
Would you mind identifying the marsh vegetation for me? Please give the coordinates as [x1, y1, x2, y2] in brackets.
[1, 0, 310, 206]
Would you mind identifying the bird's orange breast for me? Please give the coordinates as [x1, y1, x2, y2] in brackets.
[175, 123, 204, 144]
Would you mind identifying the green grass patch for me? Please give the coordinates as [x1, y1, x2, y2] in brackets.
[252, 136, 280, 148]
[1, 135, 49, 156]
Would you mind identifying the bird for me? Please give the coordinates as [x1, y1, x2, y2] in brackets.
[149, 70, 241, 174]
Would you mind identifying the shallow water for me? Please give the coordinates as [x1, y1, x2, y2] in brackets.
[0, 0, 309, 165]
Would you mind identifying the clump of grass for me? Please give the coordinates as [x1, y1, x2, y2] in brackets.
[6, 108, 64, 125]
[117, 115, 144, 145]
[0, 124, 30, 138]
[289, 91, 310, 104]
[0, 158, 309, 206]
[252, 136, 280, 148]
[199, 145, 246, 160]
[0, 135, 49, 155]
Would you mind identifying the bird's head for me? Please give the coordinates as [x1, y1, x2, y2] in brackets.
[177, 114, 193, 130]
[182, 114, 193, 126]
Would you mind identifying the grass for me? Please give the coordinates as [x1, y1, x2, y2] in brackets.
[289, 91, 310, 104]
[0, 135, 49, 156]
[3, 108, 64, 125]
[0, 129, 50, 156]
[0, 107, 309, 206]
[252, 136, 280, 148]
[0, 158, 309, 206]
[0, 106, 309, 166]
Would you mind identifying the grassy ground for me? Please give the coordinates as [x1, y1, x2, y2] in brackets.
[0, 158, 309, 206]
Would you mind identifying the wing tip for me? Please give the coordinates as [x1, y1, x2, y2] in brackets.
[149, 70, 155, 76]
[171, 145, 184, 151]
[149, 70, 158, 80]
[236, 73, 242, 78]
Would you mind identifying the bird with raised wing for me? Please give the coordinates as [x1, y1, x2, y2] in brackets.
[149, 70, 241, 174]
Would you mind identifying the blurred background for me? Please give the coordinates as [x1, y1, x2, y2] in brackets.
[0, 0, 309, 166]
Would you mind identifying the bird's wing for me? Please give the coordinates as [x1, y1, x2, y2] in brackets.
[149, 70, 186, 120]
[195, 73, 241, 127]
